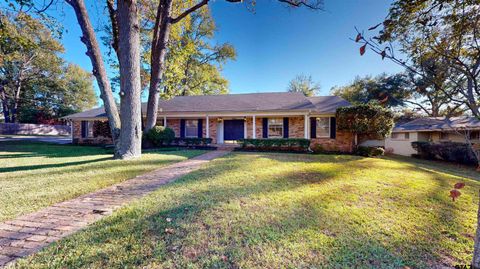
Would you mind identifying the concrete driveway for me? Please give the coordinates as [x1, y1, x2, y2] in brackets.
[0, 135, 72, 144]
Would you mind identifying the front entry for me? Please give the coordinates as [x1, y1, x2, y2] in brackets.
[223, 120, 244, 141]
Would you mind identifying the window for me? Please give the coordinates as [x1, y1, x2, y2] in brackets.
[316, 117, 330, 137]
[185, 120, 198, 138]
[87, 121, 94, 138]
[391, 133, 399, 139]
[268, 118, 283, 138]
[82, 121, 94, 138]
[404, 132, 410, 140]
[439, 132, 449, 140]
[470, 131, 480, 141]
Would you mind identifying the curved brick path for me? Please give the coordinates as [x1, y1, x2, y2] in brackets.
[0, 150, 231, 267]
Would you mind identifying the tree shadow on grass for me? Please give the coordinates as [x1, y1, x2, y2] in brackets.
[0, 157, 113, 173]
[13, 152, 472, 268]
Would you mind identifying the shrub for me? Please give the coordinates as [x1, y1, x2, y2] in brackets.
[336, 104, 395, 140]
[145, 126, 175, 147]
[93, 121, 111, 138]
[356, 146, 385, 157]
[239, 138, 310, 152]
[411, 141, 477, 165]
[174, 137, 213, 147]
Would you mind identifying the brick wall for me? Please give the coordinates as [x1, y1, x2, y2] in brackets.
[72, 116, 354, 152]
[166, 119, 180, 137]
[288, 117, 305, 138]
[310, 130, 354, 153]
[72, 120, 113, 145]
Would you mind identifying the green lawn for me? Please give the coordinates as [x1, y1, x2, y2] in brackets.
[12, 152, 480, 268]
[0, 141, 205, 222]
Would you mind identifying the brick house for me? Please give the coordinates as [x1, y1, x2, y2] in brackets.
[64, 92, 354, 152]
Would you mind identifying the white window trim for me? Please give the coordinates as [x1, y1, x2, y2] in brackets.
[316, 117, 331, 138]
[390, 132, 409, 141]
[185, 119, 198, 138]
[87, 121, 94, 138]
[267, 118, 284, 138]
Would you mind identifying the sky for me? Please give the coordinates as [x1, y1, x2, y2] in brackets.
[45, 0, 404, 100]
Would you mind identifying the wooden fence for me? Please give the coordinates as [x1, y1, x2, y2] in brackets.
[0, 123, 71, 136]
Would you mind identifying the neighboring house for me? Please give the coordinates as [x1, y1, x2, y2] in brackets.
[385, 116, 480, 156]
[64, 92, 354, 152]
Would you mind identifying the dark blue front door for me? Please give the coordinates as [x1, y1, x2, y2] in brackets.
[224, 120, 244, 140]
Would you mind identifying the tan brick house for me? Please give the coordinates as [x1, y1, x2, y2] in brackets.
[64, 92, 354, 152]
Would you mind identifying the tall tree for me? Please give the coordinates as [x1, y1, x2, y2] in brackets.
[144, 0, 325, 131]
[331, 74, 410, 108]
[162, 10, 236, 98]
[330, 72, 458, 116]
[355, 0, 479, 116]
[18, 63, 97, 124]
[355, 0, 480, 266]
[9, 0, 324, 159]
[0, 11, 64, 123]
[65, 0, 123, 158]
[287, 74, 321, 97]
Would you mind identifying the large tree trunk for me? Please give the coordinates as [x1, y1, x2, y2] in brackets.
[116, 0, 142, 159]
[144, 0, 173, 132]
[0, 85, 11, 123]
[66, 0, 122, 158]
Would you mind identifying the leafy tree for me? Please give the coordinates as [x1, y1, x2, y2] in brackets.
[8, 0, 324, 159]
[162, 10, 236, 97]
[355, 0, 479, 117]
[336, 104, 394, 146]
[331, 73, 410, 108]
[331, 72, 460, 116]
[355, 1, 480, 265]
[287, 74, 320, 97]
[0, 11, 64, 123]
[143, 0, 325, 132]
[17, 64, 97, 123]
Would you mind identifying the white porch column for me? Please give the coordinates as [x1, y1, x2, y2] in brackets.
[304, 114, 309, 139]
[164, 116, 167, 127]
[206, 116, 210, 138]
[252, 115, 256, 139]
[244, 117, 247, 138]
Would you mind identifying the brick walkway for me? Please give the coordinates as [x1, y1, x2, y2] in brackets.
[0, 150, 231, 267]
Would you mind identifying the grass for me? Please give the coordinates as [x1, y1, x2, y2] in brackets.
[0, 141, 205, 222]
[12, 152, 480, 268]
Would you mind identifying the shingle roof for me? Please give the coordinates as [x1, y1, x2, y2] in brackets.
[64, 92, 350, 119]
[393, 116, 480, 132]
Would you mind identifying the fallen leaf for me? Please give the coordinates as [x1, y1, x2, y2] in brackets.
[454, 182, 465, 189]
[165, 228, 174, 234]
[450, 189, 461, 201]
[166, 217, 172, 222]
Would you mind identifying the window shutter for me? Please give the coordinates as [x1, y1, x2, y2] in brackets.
[197, 119, 203, 138]
[283, 117, 289, 138]
[310, 117, 317, 139]
[81, 121, 87, 138]
[262, 118, 268, 138]
[330, 117, 336, 139]
[180, 119, 185, 138]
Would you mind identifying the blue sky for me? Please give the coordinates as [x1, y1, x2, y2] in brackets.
[53, 0, 403, 100]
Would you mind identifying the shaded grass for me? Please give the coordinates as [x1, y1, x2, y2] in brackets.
[0, 141, 205, 222]
[13, 152, 480, 268]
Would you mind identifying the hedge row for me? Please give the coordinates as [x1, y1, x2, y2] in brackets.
[239, 138, 310, 151]
[355, 146, 385, 157]
[411, 141, 477, 165]
[144, 126, 213, 147]
[174, 137, 213, 146]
